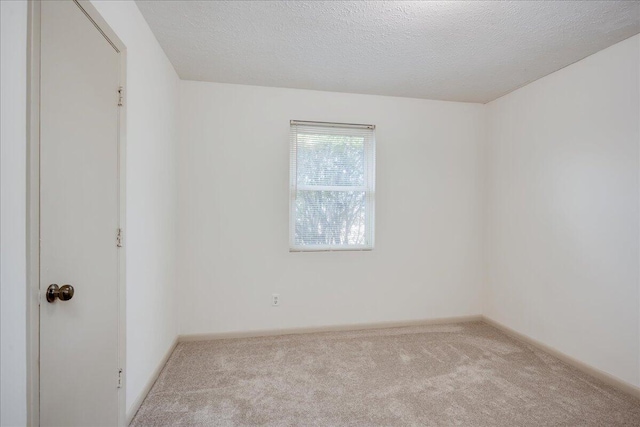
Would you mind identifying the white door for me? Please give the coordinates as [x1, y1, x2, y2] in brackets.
[40, 1, 122, 425]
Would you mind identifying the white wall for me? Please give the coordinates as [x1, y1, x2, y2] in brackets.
[0, 1, 28, 425]
[178, 82, 486, 335]
[485, 35, 640, 386]
[90, 1, 180, 415]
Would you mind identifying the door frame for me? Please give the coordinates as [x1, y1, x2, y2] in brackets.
[26, 1, 127, 425]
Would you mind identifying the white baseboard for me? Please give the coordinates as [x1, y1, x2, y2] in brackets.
[178, 315, 483, 342]
[481, 316, 640, 400]
[126, 337, 179, 426]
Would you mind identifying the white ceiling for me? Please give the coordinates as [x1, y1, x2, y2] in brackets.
[136, 1, 640, 103]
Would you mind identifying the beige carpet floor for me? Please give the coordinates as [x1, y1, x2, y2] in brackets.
[131, 321, 640, 426]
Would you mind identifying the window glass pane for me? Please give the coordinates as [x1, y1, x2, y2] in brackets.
[296, 133, 365, 186]
[295, 190, 366, 246]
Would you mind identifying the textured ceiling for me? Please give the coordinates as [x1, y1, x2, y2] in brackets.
[136, 1, 640, 103]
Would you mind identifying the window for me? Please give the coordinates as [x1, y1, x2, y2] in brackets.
[289, 120, 376, 251]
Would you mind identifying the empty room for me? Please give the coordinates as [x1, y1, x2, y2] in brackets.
[2, 0, 640, 426]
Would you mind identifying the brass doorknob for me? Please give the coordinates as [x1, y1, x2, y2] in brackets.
[46, 284, 74, 303]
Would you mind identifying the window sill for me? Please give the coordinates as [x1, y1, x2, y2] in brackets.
[289, 246, 373, 252]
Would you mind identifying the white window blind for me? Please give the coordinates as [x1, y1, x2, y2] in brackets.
[289, 120, 376, 251]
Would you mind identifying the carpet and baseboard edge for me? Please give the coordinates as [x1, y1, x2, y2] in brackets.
[126, 337, 179, 426]
[177, 315, 483, 342]
[178, 315, 640, 400]
[128, 314, 640, 425]
[481, 316, 640, 400]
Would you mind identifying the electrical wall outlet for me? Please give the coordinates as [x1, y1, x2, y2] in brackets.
[272, 293, 280, 306]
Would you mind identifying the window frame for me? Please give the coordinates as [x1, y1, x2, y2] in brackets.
[289, 120, 376, 252]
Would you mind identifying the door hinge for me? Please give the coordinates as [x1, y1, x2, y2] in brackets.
[117, 87, 124, 107]
[117, 368, 123, 388]
[116, 228, 123, 247]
